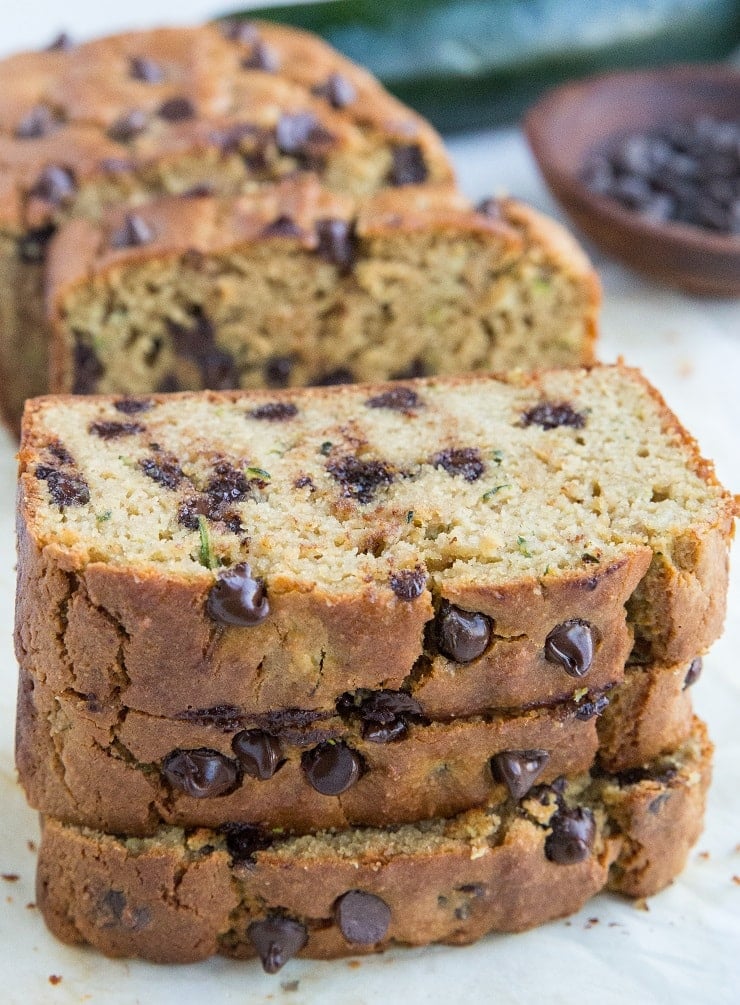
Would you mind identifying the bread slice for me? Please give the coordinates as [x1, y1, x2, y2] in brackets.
[0, 20, 453, 426]
[16, 366, 734, 718]
[45, 179, 598, 398]
[16, 659, 694, 836]
[34, 718, 712, 966]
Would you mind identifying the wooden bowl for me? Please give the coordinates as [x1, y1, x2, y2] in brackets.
[525, 65, 740, 296]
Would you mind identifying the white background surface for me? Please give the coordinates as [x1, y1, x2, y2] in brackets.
[0, 5, 739, 1004]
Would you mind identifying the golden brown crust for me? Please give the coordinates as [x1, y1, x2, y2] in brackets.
[34, 718, 711, 965]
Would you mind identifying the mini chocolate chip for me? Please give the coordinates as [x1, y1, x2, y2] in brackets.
[72, 337, 103, 394]
[139, 455, 183, 490]
[107, 109, 148, 143]
[46, 32, 72, 51]
[521, 402, 586, 430]
[201, 346, 241, 390]
[436, 602, 492, 663]
[261, 215, 303, 238]
[99, 890, 151, 931]
[248, 401, 299, 420]
[431, 447, 484, 482]
[315, 72, 357, 109]
[48, 440, 75, 465]
[574, 694, 610, 721]
[683, 657, 703, 690]
[276, 112, 333, 156]
[157, 372, 181, 392]
[545, 806, 596, 865]
[389, 567, 427, 601]
[389, 144, 428, 186]
[114, 397, 153, 414]
[545, 620, 595, 678]
[221, 822, 272, 864]
[242, 40, 280, 72]
[366, 387, 422, 411]
[314, 368, 354, 386]
[206, 462, 251, 503]
[491, 749, 550, 801]
[89, 420, 144, 439]
[15, 105, 57, 139]
[315, 218, 355, 271]
[221, 19, 260, 44]
[326, 455, 393, 504]
[129, 56, 165, 83]
[158, 97, 195, 121]
[264, 355, 295, 387]
[161, 748, 239, 798]
[477, 197, 503, 220]
[18, 224, 57, 264]
[294, 475, 314, 490]
[232, 729, 284, 780]
[207, 562, 270, 626]
[35, 465, 90, 508]
[334, 890, 391, 945]
[301, 741, 362, 795]
[30, 165, 76, 205]
[350, 689, 425, 743]
[248, 916, 308, 974]
[110, 213, 155, 249]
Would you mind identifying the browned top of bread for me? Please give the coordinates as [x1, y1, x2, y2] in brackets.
[0, 21, 453, 232]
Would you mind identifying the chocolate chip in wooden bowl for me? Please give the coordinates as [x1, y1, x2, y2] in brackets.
[334, 890, 391, 945]
[301, 741, 362, 795]
[206, 563, 270, 627]
[491, 750, 550, 801]
[30, 165, 76, 206]
[110, 213, 155, 249]
[158, 97, 196, 122]
[544, 619, 595, 677]
[220, 822, 273, 865]
[232, 729, 284, 780]
[435, 602, 492, 663]
[431, 447, 485, 482]
[389, 567, 427, 602]
[315, 218, 356, 271]
[544, 806, 596, 865]
[683, 657, 703, 690]
[161, 748, 239, 798]
[129, 56, 165, 83]
[18, 224, 57, 264]
[107, 109, 148, 143]
[366, 387, 423, 412]
[247, 916, 308, 974]
[314, 72, 357, 110]
[521, 401, 586, 430]
[389, 144, 428, 186]
[15, 105, 58, 139]
[34, 465, 90, 508]
[242, 40, 280, 73]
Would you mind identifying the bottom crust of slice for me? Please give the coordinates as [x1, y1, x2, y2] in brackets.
[35, 718, 711, 969]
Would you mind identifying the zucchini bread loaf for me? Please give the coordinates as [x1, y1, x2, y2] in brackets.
[16, 366, 734, 718]
[0, 19, 453, 427]
[34, 717, 712, 966]
[45, 179, 598, 398]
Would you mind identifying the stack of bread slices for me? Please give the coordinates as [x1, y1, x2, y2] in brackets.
[8, 19, 735, 974]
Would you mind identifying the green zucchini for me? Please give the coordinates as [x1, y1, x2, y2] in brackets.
[221, 0, 740, 132]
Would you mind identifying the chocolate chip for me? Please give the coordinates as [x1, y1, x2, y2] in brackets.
[315, 72, 356, 109]
[99, 890, 151, 931]
[35, 465, 90, 508]
[366, 387, 422, 412]
[431, 447, 484, 482]
[206, 562, 270, 626]
[314, 368, 354, 386]
[139, 455, 183, 490]
[107, 109, 148, 143]
[261, 215, 303, 238]
[315, 218, 355, 271]
[232, 730, 284, 780]
[242, 41, 280, 72]
[46, 32, 72, 51]
[253, 708, 328, 735]
[389, 144, 428, 186]
[521, 402, 586, 430]
[174, 704, 245, 730]
[392, 357, 428, 380]
[15, 105, 57, 139]
[264, 355, 295, 387]
[167, 309, 240, 390]
[683, 657, 703, 690]
[157, 372, 181, 392]
[574, 694, 610, 721]
[220, 822, 272, 864]
[617, 765, 678, 787]
[248, 916, 308, 974]
[301, 741, 362, 795]
[334, 891, 391, 945]
[201, 346, 241, 390]
[18, 224, 57, 264]
[326, 455, 393, 504]
[114, 397, 153, 415]
[276, 112, 333, 156]
[545, 620, 595, 678]
[99, 157, 134, 176]
[248, 401, 299, 420]
[30, 165, 76, 206]
[389, 568, 427, 601]
[477, 197, 504, 220]
[129, 56, 165, 83]
[545, 806, 596, 865]
[161, 748, 239, 798]
[89, 420, 144, 439]
[206, 462, 251, 504]
[48, 440, 75, 465]
[72, 337, 103, 394]
[349, 690, 425, 744]
[110, 213, 155, 249]
[435, 602, 492, 663]
[158, 97, 196, 121]
[491, 750, 550, 800]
